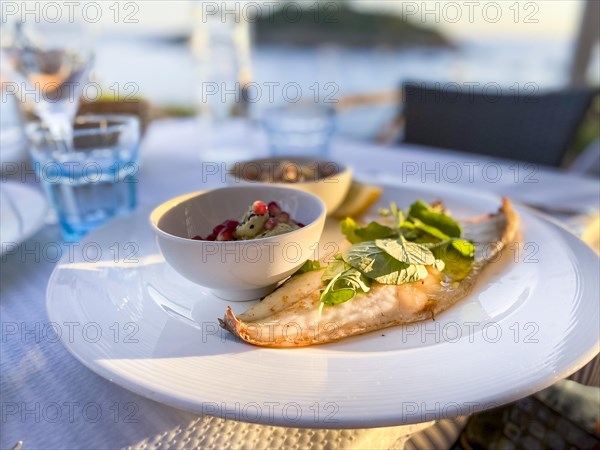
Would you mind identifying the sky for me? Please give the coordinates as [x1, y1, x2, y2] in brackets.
[77, 1, 584, 42]
[352, 1, 583, 40]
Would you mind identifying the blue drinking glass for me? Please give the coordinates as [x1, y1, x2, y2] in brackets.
[26, 114, 140, 241]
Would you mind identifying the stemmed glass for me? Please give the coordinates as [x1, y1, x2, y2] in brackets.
[1, 19, 94, 149]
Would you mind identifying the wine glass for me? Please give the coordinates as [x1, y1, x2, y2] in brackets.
[1, 19, 94, 148]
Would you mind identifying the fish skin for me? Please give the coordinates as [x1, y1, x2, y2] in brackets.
[220, 198, 520, 348]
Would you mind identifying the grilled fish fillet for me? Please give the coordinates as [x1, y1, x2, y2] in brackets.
[220, 198, 520, 347]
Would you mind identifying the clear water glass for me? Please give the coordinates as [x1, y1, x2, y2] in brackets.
[191, 1, 254, 163]
[26, 115, 140, 242]
[262, 105, 336, 157]
[1, 20, 94, 143]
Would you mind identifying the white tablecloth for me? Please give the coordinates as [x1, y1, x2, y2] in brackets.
[1, 119, 598, 450]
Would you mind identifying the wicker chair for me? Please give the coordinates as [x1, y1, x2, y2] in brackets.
[402, 82, 597, 167]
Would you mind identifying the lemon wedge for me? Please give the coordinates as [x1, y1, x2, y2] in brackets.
[581, 213, 600, 254]
[332, 180, 383, 219]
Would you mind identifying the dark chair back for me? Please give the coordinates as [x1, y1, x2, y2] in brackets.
[402, 82, 597, 167]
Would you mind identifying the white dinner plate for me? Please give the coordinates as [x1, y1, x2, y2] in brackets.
[46, 182, 599, 428]
[1, 182, 48, 255]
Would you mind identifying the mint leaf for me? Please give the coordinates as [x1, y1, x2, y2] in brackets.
[378, 202, 400, 218]
[408, 200, 461, 238]
[343, 242, 402, 278]
[330, 198, 476, 299]
[440, 247, 474, 280]
[373, 264, 429, 285]
[296, 260, 321, 274]
[356, 222, 397, 240]
[410, 218, 451, 241]
[430, 245, 474, 281]
[320, 267, 371, 306]
[451, 239, 475, 258]
[321, 286, 355, 305]
[433, 259, 446, 271]
[322, 256, 349, 281]
[342, 242, 429, 285]
[341, 218, 396, 244]
[378, 202, 404, 228]
[340, 218, 361, 244]
[424, 238, 475, 259]
[375, 237, 435, 266]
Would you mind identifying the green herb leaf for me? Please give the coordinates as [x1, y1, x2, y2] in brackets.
[424, 239, 475, 259]
[331, 198, 476, 302]
[321, 256, 349, 281]
[296, 259, 322, 274]
[320, 267, 371, 306]
[321, 287, 355, 305]
[373, 264, 429, 285]
[343, 242, 401, 278]
[375, 237, 436, 266]
[430, 245, 474, 281]
[451, 239, 476, 258]
[340, 218, 361, 244]
[408, 200, 462, 238]
[357, 222, 397, 240]
[341, 218, 397, 244]
[378, 203, 404, 228]
[410, 218, 451, 241]
[441, 247, 474, 280]
[378, 202, 400, 217]
[342, 242, 429, 285]
[433, 259, 446, 271]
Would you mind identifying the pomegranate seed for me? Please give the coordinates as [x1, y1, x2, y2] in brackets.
[205, 233, 217, 241]
[264, 217, 278, 230]
[277, 212, 290, 223]
[216, 229, 234, 241]
[295, 222, 305, 228]
[268, 201, 282, 216]
[192, 235, 203, 240]
[223, 220, 239, 230]
[212, 224, 226, 234]
[252, 201, 268, 215]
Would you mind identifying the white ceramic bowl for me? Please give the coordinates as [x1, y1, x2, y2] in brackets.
[150, 186, 326, 301]
[227, 157, 352, 214]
